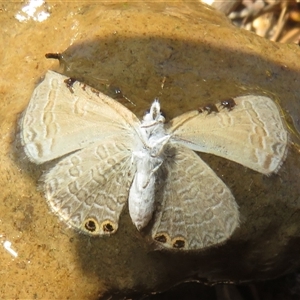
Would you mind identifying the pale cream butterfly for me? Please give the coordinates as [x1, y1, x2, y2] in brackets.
[20, 71, 288, 250]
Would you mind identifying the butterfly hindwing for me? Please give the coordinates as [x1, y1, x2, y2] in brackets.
[42, 138, 135, 236]
[152, 144, 239, 250]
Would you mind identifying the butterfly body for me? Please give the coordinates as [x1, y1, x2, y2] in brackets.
[20, 71, 288, 250]
[129, 100, 170, 230]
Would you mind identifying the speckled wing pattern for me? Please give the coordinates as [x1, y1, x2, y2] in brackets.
[168, 96, 288, 175]
[42, 139, 135, 235]
[152, 144, 239, 250]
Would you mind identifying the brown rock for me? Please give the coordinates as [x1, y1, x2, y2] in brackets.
[1, 1, 300, 298]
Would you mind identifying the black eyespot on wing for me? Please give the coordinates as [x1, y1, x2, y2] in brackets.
[84, 218, 97, 232]
[221, 98, 236, 110]
[102, 221, 115, 233]
[64, 77, 77, 93]
[203, 103, 219, 114]
[154, 234, 167, 244]
[172, 239, 185, 249]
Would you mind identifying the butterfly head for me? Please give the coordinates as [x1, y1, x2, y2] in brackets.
[143, 99, 165, 125]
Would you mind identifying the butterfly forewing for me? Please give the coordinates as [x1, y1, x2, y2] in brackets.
[152, 144, 239, 250]
[168, 96, 288, 175]
[20, 71, 141, 164]
[42, 138, 135, 235]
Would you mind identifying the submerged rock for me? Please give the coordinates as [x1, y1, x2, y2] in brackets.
[2, 1, 300, 299]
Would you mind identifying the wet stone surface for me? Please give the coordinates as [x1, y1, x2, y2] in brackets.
[1, 1, 300, 299]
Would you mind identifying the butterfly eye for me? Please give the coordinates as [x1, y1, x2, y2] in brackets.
[160, 109, 166, 119]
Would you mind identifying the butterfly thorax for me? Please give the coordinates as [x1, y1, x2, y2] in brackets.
[129, 100, 170, 230]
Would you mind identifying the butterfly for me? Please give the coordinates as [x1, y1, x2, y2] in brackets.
[20, 70, 288, 250]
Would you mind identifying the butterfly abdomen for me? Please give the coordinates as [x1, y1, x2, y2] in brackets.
[129, 101, 169, 230]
